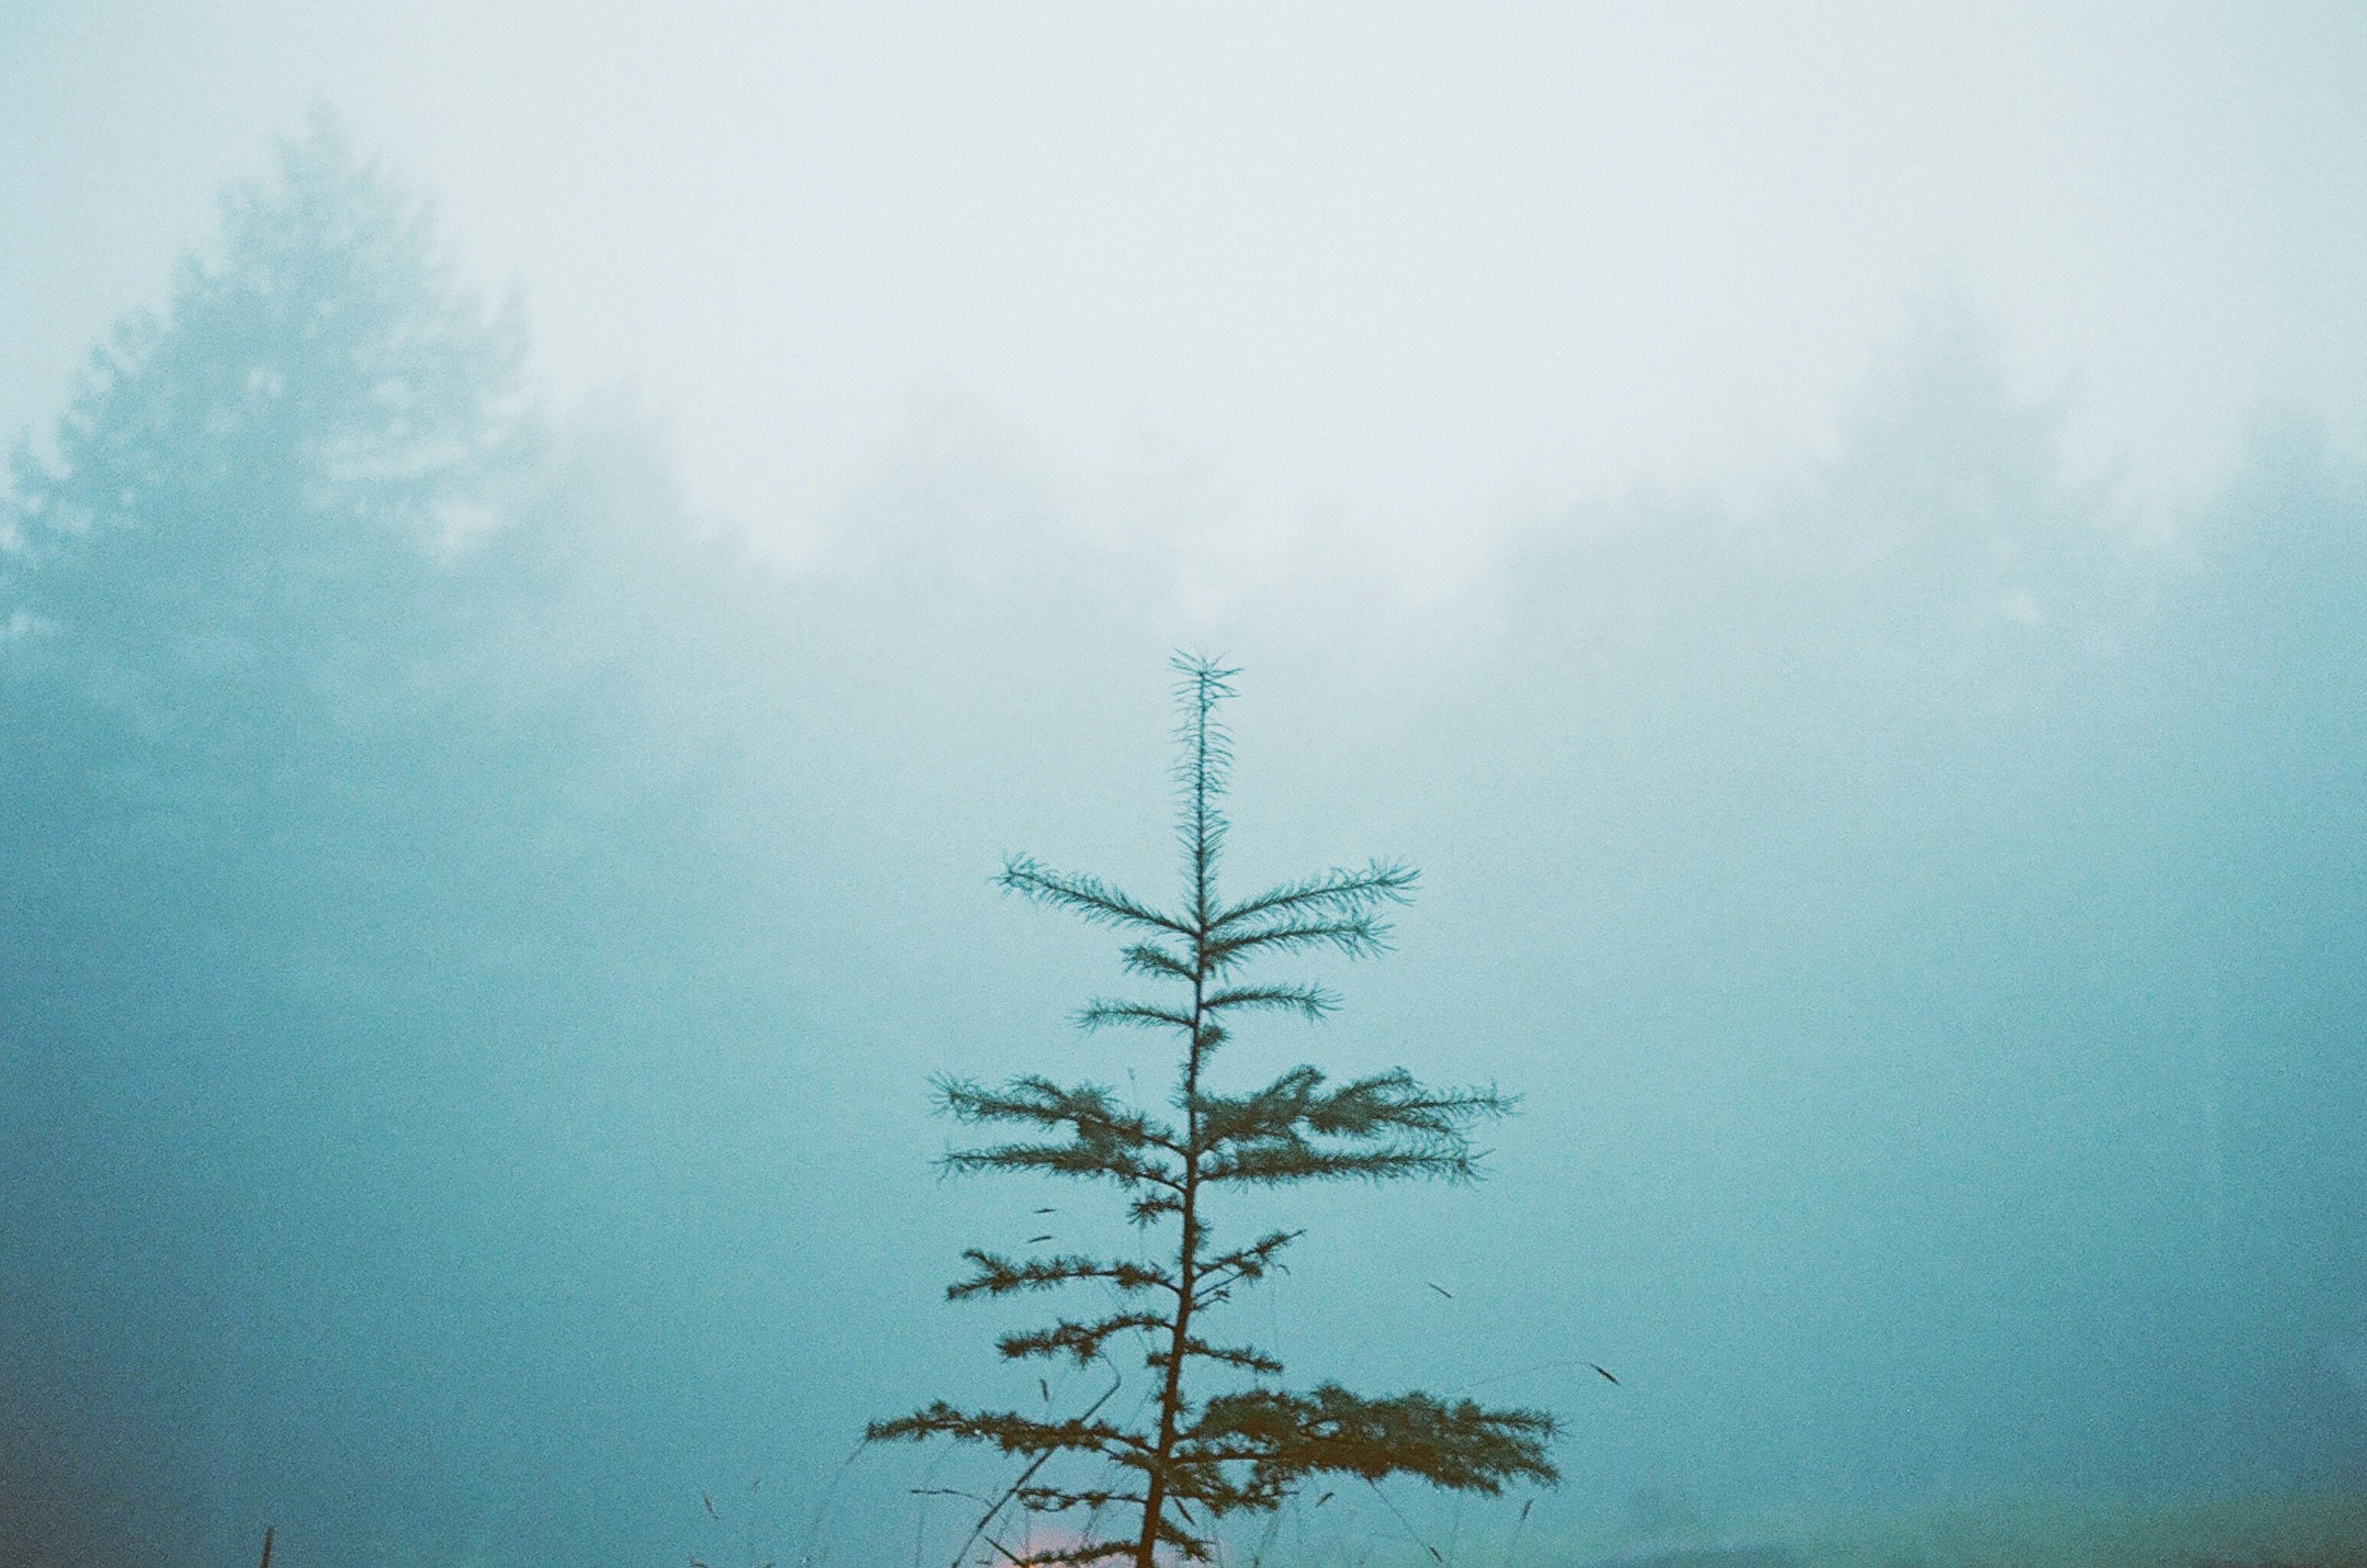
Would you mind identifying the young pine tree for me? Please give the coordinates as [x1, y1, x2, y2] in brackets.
[870, 657, 1556, 1566]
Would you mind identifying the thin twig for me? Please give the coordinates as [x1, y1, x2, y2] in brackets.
[1366, 1479, 1445, 1564]
[947, 1360, 1124, 1568]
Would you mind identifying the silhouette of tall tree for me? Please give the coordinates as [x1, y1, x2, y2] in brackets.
[4, 107, 533, 775]
[872, 656, 1556, 1566]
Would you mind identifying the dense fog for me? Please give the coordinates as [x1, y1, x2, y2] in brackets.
[5, 20, 2365, 1568]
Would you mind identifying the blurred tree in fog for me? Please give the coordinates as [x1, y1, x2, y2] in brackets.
[4, 108, 534, 790]
[0, 107, 763, 964]
[0, 114, 758, 1568]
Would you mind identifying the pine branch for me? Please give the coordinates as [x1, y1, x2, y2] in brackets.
[998, 1312, 1171, 1366]
[949, 1248, 1178, 1301]
[939, 1075, 1178, 1143]
[1200, 914, 1399, 971]
[1118, 942, 1193, 981]
[1126, 1191, 1184, 1226]
[1191, 1230, 1301, 1303]
[1200, 984, 1336, 1021]
[1076, 1000, 1195, 1032]
[999, 856, 1189, 938]
[1136, 1458, 1283, 1519]
[942, 1141, 1186, 1190]
[1013, 1484, 1147, 1512]
[1195, 1067, 1510, 1147]
[1185, 1385, 1559, 1495]
[1146, 1335, 1283, 1376]
[865, 1402, 1148, 1459]
[1212, 862, 1418, 930]
[995, 1538, 1140, 1567]
[1300, 1070, 1516, 1140]
[1204, 1145, 1481, 1185]
[935, 1076, 1187, 1186]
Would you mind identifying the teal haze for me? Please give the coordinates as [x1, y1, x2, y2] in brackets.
[2, 115, 2363, 1566]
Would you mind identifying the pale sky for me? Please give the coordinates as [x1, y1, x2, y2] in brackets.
[5, 2, 2363, 589]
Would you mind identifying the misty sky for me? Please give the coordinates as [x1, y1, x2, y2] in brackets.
[6, 3, 2365, 595]
[10, 10, 2367, 1565]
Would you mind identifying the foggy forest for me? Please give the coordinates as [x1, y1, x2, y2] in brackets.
[4, 9, 2364, 1568]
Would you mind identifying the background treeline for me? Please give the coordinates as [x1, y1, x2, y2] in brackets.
[2, 120, 2361, 1567]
